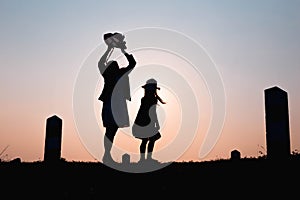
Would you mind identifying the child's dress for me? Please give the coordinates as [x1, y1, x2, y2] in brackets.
[132, 96, 161, 140]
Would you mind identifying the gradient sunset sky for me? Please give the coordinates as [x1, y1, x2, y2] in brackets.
[1, 0, 300, 163]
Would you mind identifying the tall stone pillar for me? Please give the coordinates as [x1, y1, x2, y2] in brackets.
[44, 115, 62, 162]
[264, 86, 290, 159]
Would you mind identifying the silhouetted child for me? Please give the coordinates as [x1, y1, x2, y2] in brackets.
[132, 78, 166, 163]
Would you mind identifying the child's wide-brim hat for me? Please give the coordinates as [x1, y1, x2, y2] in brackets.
[142, 78, 160, 90]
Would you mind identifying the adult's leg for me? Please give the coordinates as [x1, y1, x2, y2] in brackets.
[103, 124, 118, 163]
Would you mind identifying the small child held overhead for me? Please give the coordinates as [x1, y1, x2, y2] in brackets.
[132, 78, 166, 163]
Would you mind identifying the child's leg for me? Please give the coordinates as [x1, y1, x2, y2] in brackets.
[147, 132, 161, 160]
[139, 138, 148, 162]
[147, 139, 156, 159]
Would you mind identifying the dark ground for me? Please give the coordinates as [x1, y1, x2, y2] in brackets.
[1, 156, 299, 199]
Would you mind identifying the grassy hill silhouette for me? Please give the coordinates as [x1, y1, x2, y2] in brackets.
[1, 155, 300, 199]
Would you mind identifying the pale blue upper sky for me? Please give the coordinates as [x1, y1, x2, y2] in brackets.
[0, 0, 300, 162]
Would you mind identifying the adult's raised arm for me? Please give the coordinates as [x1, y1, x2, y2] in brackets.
[98, 46, 113, 74]
[123, 51, 136, 71]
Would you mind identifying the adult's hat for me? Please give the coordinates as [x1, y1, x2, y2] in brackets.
[142, 78, 160, 90]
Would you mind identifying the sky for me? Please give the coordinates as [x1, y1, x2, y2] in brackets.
[0, 0, 300, 163]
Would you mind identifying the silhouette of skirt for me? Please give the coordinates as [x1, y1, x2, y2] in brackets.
[132, 123, 161, 140]
[102, 99, 129, 128]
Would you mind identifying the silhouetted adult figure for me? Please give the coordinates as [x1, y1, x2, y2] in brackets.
[98, 32, 136, 164]
[132, 78, 166, 163]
